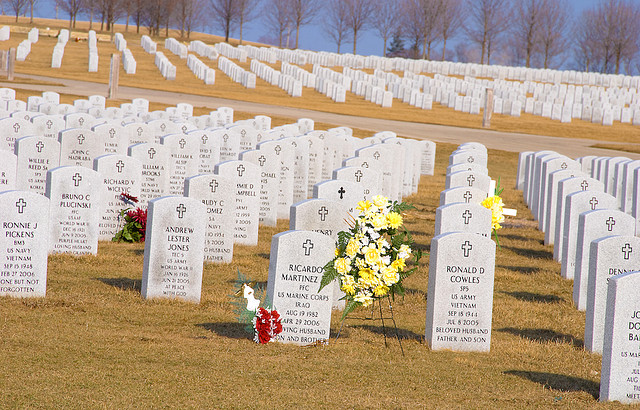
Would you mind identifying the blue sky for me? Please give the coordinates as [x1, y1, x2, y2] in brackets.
[28, 0, 602, 60]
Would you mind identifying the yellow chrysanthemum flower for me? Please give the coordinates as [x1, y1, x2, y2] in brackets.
[356, 200, 372, 214]
[391, 258, 406, 271]
[363, 246, 380, 266]
[334, 258, 350, 274]
[340, 275, 356, 295]
[354, 293, 373, 307]
[381, 266, 399, 286]
[387, 212, 403, 229]
[371, 213, 388, 230]
[481, 195, 505, 231]
[372, 195, 389, 208]
[373, 284, 390, 297]
[346, 238, 359, 258]
[358, 268, 375, 283]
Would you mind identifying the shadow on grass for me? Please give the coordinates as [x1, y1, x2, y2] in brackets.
[503, 246, 553, 260]
[404, 287, 427, 299]
[497, 327, 584, 349]
[257, 253, 271, 260]
[504, 370, 599, 399]
[197, 322, 251, 340]
[497, 265, 540, 275]
[500, 233, 539, 242]
[345, 323, 423, 343]
[130, 249, 144, 256]
[95, 277, 141, 292]
[502, 291, 563, 304]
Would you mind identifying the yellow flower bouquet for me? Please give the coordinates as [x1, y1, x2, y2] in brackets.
[319, 195, 422, 320]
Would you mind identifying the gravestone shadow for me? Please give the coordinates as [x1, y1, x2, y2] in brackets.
[197, 322, 251, 340]
[347, 323, 423, 342]
[503, 246, 553, 260]
[497, 327, 584, 349]
[504, 370, 599, 399]
[497, 265, 540, 275]
[502, 291, 563, 304]
[95, 277, 141, 292]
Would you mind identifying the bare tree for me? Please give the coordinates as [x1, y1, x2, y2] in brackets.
[27, 0, 37, 23]
[324, 0, 350, 53]
[97, 0, 124, 32]
[573, 0, 640, 74]
[418, 0, 443, 59]
[132, 0, 144, 33]
[58, 0, 82, 28]
[440, 0, 465, 61]
[8, 0, 27, 22]
[209, 0, 238, 43]
[287, 0, 320, 49]
[263, 0, 291, 47]
[163, 0, 174, 37]
[401, 0, 425, 59]
[510, 0, 545, 67]
[236, 0, 261, 44]
[371, 0, 398, 57]
[465, 0, 511, 64]
[142, 0, 163, 36]
[176, 0, 204, 39]
[344, 0, 374, 54]
[538, 0, 570, 69]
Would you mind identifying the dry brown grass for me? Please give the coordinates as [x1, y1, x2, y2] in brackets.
[2, 19, 640, 146]
[0, 139, 625, 408]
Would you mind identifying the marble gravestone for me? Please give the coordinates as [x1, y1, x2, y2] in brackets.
[434, 203, 492, 238]
[445, 170, 492, 196]
[0, 117, 33, 151]
[550, 176, 603, 253]
[141, 196, 207, 303]
[333, 166, 381, 201]
[599, 271, 640, 404]
[290, 198, 347, 310]
[266, 230, 334, 345]
[439, 187, 487, 207]
[560, 191, 617, 279]
[15, 136, 60, 195]
[572, 210, 635, 311]
[128, 143, 170, 207]
[184, 174, 235, 264]
[0, 191, 49, 298]
[161, 133, 199, 196]
[239, 149, 279, 227]
[541, 169, 585, 234]
[46, 165, 103, 255]
[214, 160, 261, 246]
[585, 235, 640, 354]
[419, 140, 436, 176]
[0, 150, 16, 191]
[257, 139, 295, 219]
[425, 232, 496, 352]
[93, 154, 143, 241]
[58, 129, 102, 168]
[313, 180, 364, 218]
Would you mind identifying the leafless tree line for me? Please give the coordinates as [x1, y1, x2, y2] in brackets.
[5, 0, 640, 74]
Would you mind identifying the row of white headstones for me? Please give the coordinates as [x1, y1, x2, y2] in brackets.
[519, 149, 640, 404]
[0, 88, 437, 342]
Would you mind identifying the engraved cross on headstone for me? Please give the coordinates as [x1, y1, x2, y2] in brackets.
[561, 162, 568, 169]
[467, 156, 474, 163]
[148, 147, 156, 159]
[115, 160, 125, 173]
[72, 172, 82, 187]
[302, 239, 314, 256]
[78, 117, 85, 126]
[462, 210, 472, 224]
[275, 145, 282, 155]
[137, 127, 143, 136]
[581, 180, 589, 191]
[209, 180, 218, 193]
[318, 206, 328, 221]
[338, 187, 346, 199]
[176, 203, 187, 218]
[258, 155, 266, 166]
[463, 191, 472, 203]
[605, 216, 615, 231]
[236, 164, 245, 177]
[35, 141, 44, 153]
[178, 139, 186, 149]
[355, 170, 363, 182]
[467, 174, 475, 187]
[109, 128, 116, 138]
[461, 240, 473, 257]
[77, 134, 85, 145]
[589, 197, 599, 210]
[223, 134, 229, 143]
[46, 120, 53, 129]
[13, 123, 20, 133]
[362, 161, 369, 168]
[15, 198, 26, 214]
[373, 151, 380, 160]
[622, 243, 633, 260]
[201, 134, 208, 144]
